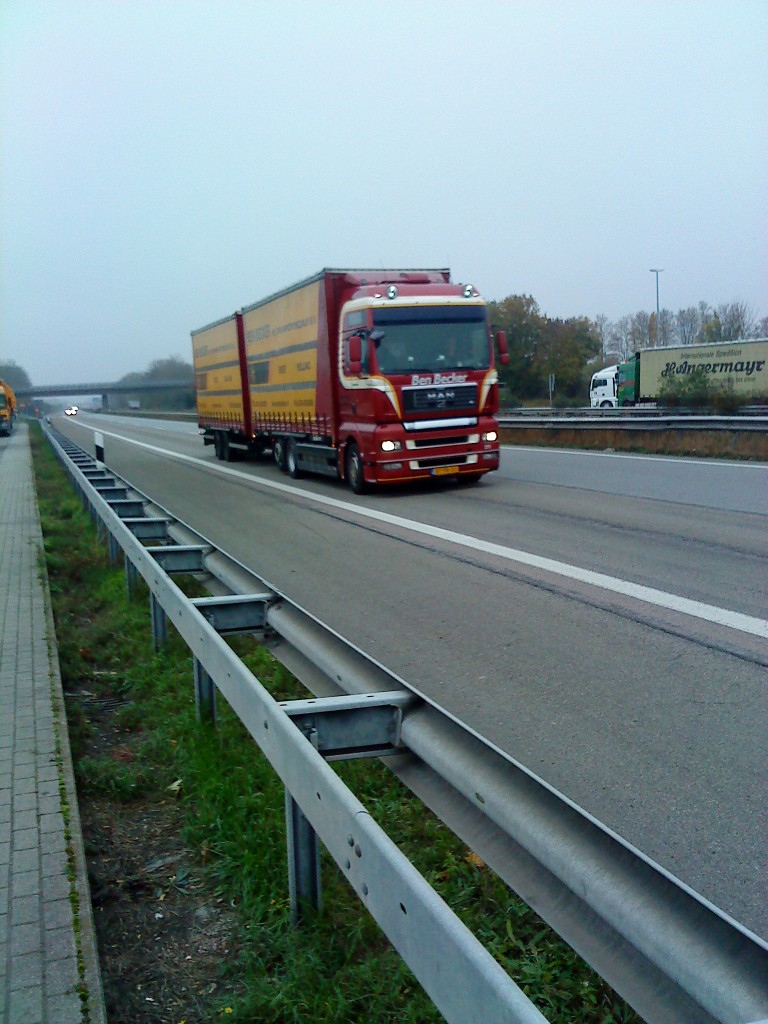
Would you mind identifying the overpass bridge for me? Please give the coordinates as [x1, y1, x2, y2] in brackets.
[17, 380, 192, 410]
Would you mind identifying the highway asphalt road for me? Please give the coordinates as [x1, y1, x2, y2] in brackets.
[56, 414, 768, 940]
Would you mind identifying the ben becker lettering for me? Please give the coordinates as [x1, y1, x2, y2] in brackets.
[411, 372, 469, 386]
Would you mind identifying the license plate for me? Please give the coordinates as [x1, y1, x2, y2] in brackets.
[432, 466, 459, 476]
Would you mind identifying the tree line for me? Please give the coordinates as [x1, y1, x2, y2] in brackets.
[594, 301, 768, 366]
[490, 296, 766, 405]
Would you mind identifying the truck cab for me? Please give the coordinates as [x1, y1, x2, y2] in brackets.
[589, 365, 618, 408]
[336, 278, 505, 490]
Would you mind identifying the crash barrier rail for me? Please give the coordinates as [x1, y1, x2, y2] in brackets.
[499, 409, 768, 430]
[43, 423, 768, 1024]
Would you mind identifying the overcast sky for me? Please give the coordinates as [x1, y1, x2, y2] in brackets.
[2, 0, 766, 386]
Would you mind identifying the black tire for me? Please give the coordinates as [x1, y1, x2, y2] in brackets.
[346, 442, 367, 494]
[600, 401, 612, 408]
[273, 437, 288, 472]
[222, 434, 234, 462]
[286, 438, 303, 479]
[459, 473, 483, 485]
[213, 432, 223, 460]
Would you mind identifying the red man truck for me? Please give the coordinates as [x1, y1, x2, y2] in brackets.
[191, 268, 508, 493]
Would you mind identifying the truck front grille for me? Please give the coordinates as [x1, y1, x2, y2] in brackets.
[402, 383, 477, 413]
[409, 434, 471, 449]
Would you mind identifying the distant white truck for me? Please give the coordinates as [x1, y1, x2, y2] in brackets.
[589, 365, 618, 408]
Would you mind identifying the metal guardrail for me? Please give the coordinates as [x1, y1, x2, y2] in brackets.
[499, 408, 768, 431]
[44, 423, 768, 1024]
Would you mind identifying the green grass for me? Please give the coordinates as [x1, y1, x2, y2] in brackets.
[30, 423, 640, 1024]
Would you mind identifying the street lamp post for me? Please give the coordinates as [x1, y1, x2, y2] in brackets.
[650, 268, 663, 346]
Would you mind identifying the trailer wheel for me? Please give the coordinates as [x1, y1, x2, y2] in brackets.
[286, 438, 303, 479]
[215, 432, 235, 461]
[600, 400, 613, 408]
[346, 442, 367, 495]
[273, 437, 287, 472]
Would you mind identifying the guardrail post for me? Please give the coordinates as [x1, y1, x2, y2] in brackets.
[125, 556, 138, 599]
[150, 592, 168, 651]
[107, 530, 120, 566]
[193, 658, 217, 724]
[285, 791, 321, 923]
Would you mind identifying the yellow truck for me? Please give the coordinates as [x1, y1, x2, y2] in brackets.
[0, 380, 16, 436]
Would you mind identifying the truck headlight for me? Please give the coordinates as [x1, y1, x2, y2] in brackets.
[381, 439, 402, 452]
[483, 430, 498, 442]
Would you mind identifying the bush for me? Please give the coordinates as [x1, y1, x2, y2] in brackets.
[501, 394, 522, 410]
[552, 394, 583, 409]
[658, 369, 759, 412]
[658, 368, 713, 409]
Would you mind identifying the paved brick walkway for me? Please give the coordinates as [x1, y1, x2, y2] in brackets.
[0, 424, 105, 1024]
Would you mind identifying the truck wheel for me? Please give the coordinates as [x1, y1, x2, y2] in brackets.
[346, 442, 367, 494]
[221, 434, 234, 462]
[286, 438, 303, 479]
[600, 401, 613, 408]
[214, 433, 224, 460]
[273, 437, 287, 472]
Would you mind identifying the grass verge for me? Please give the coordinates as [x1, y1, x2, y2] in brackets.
[30, 423, 640, 1024]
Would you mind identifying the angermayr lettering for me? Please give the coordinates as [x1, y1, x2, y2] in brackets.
[661, 359, 766, 377]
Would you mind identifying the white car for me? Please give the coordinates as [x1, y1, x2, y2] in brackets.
[65, 405, 79, 416]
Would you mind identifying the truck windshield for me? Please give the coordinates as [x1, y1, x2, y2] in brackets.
[372, 306, 490, 374]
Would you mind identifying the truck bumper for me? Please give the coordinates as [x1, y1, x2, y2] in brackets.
[367, 420, 500, 485]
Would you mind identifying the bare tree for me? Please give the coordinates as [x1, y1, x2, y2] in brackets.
[697, 301, 712, 338]
[675, 306, 701, 345]
[658, 308, 675, 347]
[607, 315, 635, 362]
[631, 311, 652, 350]
[715, 301, 757, 340]
[593, 314, 610, 362]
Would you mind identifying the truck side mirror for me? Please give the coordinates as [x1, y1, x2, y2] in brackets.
[496, 330, 510, 366]
[347, 334, 362, 374]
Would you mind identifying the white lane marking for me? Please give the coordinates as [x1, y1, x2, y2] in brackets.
[506, 444, 768, 470]
[75, 423, 768, 640]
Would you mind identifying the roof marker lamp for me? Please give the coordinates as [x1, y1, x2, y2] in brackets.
[387, 285, 398, 299]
